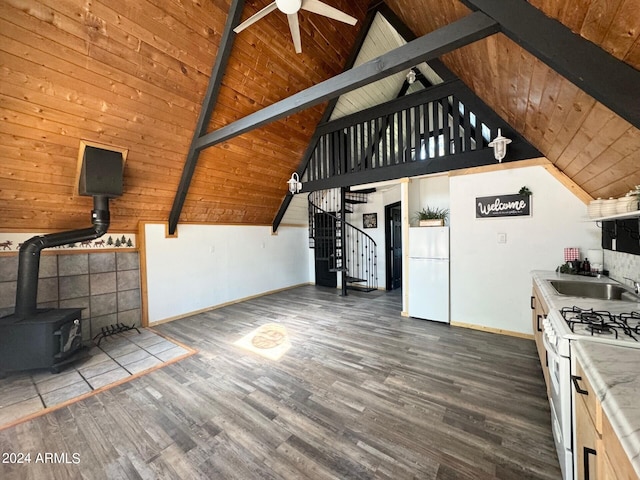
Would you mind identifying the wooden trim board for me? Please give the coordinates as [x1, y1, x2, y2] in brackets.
[448, 157, 550, 177]
[451, 320, 534, 340]
[137, 221, 150, 328]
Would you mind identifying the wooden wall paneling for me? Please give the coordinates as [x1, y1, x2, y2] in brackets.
[522, 58, 550, 145]
[0, 1, 89, 54]
[579, 0, 625, 46]
[499, 35, 520, 127]
[623, 35, 640, 66]
[601, 0, 640, 60]
[0, 22, 199, 119]
[528, 68, 562, 148]
[12, 0, 213, 98]
[538, 80, 581, 154]
[94, 0, 218, 64]
[568, 116, 631, 183]
[590, 167, 640, 200]
[572, 145, 626, 191]
[583, 128, 640, 193]
[0, 91, 188, 156]
[1, 49, 198, 135]
[545, 90, 597, 163]
[507, 47, 532, 133]
[559, 103, 624, 177]
[559, 0, 591, 33]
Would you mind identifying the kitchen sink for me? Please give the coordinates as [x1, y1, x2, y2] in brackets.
[549, 280, 639, 301]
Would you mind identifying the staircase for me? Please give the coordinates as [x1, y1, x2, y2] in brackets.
[308, 188, 377, 294]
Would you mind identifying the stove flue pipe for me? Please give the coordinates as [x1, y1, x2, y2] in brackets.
[14, 195, 111, 319]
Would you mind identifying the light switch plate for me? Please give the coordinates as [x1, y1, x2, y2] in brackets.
[497, 233, 507, 244]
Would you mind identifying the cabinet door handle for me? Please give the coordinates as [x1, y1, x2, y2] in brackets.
[545, 351, 548, 367]
[536, 314, 542, 332]
[571, 375, 588, 395]
[530, 296, 535, 310]
[584, 447, 596, 480]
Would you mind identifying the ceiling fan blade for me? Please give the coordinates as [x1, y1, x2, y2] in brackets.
[301, 0, 357, 25]
[287, 13, 303, 53]
[233, 2, 278, 33]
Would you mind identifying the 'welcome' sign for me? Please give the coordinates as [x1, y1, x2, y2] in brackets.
[476, 194, 531, 218]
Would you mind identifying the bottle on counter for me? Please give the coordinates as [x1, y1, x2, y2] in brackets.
[582, 258, 590, 274]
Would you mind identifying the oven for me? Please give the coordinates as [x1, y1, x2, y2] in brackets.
[542, 311, 573, 479]
[542, 302, 640, 480]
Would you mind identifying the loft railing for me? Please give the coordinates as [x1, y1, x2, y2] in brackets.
[303, 89, 492, 184]
[308, 189, 377, 293]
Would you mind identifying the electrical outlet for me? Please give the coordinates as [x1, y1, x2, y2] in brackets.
[497, 233, 507, 244]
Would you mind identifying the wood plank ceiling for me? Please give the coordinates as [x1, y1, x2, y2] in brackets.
[1, 0, 639, 233]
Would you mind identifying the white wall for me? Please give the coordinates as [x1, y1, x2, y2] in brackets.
[144, 224, 312, 324]
[410, 174, 450, 226]
[350, 185, 402, 289]
[450, 165, 600, 334]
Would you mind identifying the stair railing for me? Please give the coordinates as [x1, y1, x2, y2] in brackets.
[308, 190, 378, 293]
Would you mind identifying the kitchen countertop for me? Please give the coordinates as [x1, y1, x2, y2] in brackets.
[573, 341, 640, 478]
[531, 270, 640, 476]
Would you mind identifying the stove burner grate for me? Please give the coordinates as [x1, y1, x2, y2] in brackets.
[562, 306, 639, 341]
[585, 323, 618, 338]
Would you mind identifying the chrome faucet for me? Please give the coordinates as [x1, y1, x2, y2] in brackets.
[624, 277, 640, 294]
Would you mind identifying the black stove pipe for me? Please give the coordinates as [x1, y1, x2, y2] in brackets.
[14, 195, 110, 319]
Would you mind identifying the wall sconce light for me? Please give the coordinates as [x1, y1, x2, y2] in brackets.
[488, 128, 512, 163]
[406, 69, 416, 85]
[287, 172, 302, 194]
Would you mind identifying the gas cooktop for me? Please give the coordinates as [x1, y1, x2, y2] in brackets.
[561, 306, 640, 344]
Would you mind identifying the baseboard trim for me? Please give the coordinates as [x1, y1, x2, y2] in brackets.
[450, 321, 534, 340]
[148, 283, 314, 326]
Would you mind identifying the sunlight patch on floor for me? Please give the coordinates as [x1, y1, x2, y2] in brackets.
[234, 323, 291, 361]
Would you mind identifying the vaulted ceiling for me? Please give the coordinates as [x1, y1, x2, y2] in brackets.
[1, 0, 639, 233]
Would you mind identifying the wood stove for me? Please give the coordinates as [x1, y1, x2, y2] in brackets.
[0, 308, 83, 374]
[0, 146, 123, 375]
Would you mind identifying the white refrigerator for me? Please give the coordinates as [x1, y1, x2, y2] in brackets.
[408, 226, 450, 323]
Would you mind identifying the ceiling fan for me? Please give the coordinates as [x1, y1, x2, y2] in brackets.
[233, 0, 357, 54]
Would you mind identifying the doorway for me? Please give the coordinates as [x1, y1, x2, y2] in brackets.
[314, 212, 338, 288]
[385, 202, 402, 290]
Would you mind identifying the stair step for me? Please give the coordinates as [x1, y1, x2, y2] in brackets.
[347, 285, 377, 293]
[346, 276, 367, 284]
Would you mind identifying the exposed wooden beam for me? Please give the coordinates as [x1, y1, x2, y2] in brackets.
[194, 11, 499, 152]
[168, 0, 245, 235]
[460, 0, 640, 128]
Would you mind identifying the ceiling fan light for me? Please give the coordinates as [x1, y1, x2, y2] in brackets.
[276, 0, 302, 14]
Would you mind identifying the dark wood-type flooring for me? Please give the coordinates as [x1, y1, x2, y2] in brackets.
[0, 286, 561, 479]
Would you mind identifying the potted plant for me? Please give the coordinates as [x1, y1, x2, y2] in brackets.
[413, 206, 449, 227]
[519, 186, 532, 196]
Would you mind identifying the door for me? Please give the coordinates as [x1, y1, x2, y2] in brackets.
[385, 202, 402, 290]
[314, 212, 337, 288]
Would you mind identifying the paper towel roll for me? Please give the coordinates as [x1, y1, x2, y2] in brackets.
[588, 249, 603, 265]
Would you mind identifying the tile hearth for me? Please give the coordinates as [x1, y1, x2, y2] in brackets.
[0, 329, 195, 429]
